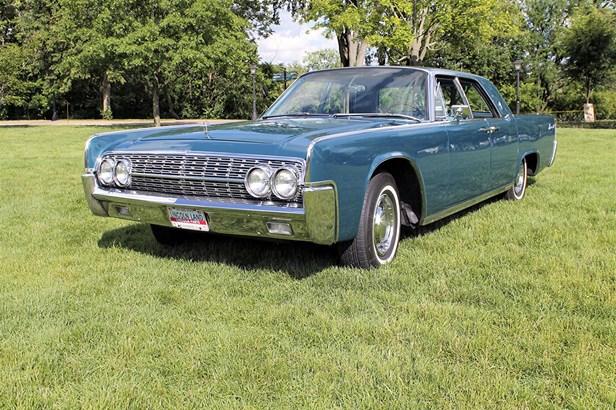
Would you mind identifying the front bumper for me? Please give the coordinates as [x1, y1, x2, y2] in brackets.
[82, 174, 338, 245]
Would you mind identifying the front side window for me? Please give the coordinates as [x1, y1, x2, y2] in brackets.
[434, 77, 465, 120]
[264, 68, 428, 120]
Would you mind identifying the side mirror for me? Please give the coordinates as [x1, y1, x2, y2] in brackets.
[451, 105, 471, 120]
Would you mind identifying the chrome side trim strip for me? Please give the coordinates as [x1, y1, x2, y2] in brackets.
[421, 184, 511, 225]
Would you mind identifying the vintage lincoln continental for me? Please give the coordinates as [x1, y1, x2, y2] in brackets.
[82, 67, 557, 268]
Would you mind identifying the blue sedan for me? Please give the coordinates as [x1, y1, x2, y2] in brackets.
[82, 67, 557, 268]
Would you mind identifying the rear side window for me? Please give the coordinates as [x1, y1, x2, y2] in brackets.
[459, 79, 497, 118]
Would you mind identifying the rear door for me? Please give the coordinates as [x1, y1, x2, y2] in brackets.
[435, 76, 491, 206]
[459, 78, 518, 190]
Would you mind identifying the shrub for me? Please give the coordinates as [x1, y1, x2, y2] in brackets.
[593, 90, 616, 120]
[101, 108, 113, 121]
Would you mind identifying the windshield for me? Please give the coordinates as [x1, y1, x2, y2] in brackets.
[263, 68, 428, 121]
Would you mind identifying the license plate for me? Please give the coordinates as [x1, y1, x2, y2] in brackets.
[167, 207, 209, 231]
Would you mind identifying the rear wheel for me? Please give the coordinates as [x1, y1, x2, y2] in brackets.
[150, 224, 188, 246]
[505, 158, 528, 200]
[338, 172, 401, 268]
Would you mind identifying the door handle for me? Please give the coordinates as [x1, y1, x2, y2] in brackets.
[479, 126, 499, 134]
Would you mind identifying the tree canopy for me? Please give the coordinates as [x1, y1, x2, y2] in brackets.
[0, 0, 615, 121]
[560, 4, 616, 102]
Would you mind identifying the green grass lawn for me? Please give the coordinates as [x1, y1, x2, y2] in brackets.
[0, 126, 614, 408]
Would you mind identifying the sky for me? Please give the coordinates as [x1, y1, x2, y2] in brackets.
[257, 11, 338, 65]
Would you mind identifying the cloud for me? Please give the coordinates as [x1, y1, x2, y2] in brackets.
[257, 11, 338, 65]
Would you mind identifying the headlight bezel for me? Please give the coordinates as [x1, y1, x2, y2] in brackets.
[97, 158, 116, 186]
[113, 159, 132, 187]
[271, 166, 300, 200]
[244, 165, 274, 198]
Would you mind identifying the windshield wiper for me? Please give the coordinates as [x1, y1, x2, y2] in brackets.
[261, 113, 331, 120]
[331, 113, 422, 122]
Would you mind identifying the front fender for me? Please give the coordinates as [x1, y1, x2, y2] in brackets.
[308, 141, 425, 242]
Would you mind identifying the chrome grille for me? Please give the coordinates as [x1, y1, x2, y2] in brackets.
[102, 152, 304, 203]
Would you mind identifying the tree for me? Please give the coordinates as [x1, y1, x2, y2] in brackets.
[291, 0, 377, 67]
[11, 0, 74, 120]
[515, 0, 578, 112]
[232, 0, 285, 37]
[303, 48, 341, 71]
[560, 5, 616, 103]
[55, 0, 131, 119]
[0, 45, 31, 118]
[0, 0, 17, 45]
[119, 0, 259, 125]
[368, 0, 519, 65]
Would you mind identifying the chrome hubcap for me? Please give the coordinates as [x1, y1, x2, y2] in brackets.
[373, 192, 396, 257]
[514, 162, 525, 195]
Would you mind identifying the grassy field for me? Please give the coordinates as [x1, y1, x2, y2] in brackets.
[0, 126, 614, 408]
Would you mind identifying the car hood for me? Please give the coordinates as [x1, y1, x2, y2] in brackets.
[93, 118, 397, 161]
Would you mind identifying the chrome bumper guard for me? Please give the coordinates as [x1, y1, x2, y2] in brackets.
[82, 174, 338, 245]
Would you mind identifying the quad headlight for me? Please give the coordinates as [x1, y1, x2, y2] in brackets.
[98, 158, 115, 186]
[272, 167, 299, 200]
[245, 165, 273, 198]
[97, 157, 132, 187]
[114, 159, 132, 187]
[244, 165, 300, 200]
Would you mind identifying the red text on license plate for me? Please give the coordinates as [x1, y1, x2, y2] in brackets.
[167, 208, 209, 231]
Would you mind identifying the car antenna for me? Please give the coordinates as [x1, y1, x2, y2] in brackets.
[202, 120, 209, 138]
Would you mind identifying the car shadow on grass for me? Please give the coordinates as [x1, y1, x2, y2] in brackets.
[400, 189, 515, 239]
[98, 223, 338, 279]
[98, 182, 530, 278]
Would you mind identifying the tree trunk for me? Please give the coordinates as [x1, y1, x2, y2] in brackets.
[166, 92, 180, 120]
[404, 7, 435, 65]
[337, 28, 367, 67]
[377, 47, 388, 66]
[101, 74, 111, 116]
[337, 32, 350, 67]
[152, 78, 161, 127]
[51, 97, 58, 121]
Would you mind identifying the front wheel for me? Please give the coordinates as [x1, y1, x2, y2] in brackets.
[338, 172, 401, 268]
[505, 158, 528, 201]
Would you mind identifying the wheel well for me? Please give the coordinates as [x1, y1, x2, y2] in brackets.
[525, 153, 539, 176]
[373, 158, 422, 220]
